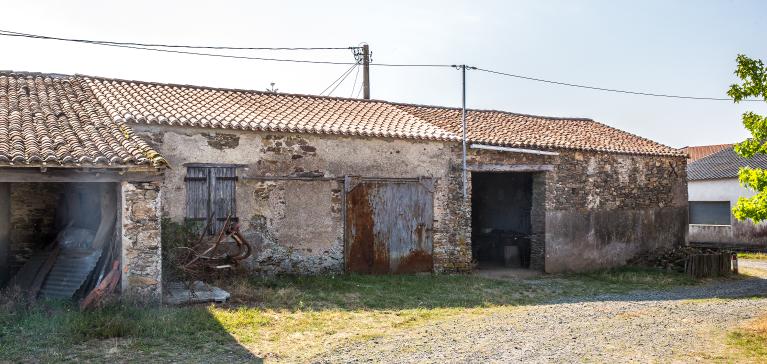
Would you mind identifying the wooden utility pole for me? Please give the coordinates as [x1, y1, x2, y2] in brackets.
[460, 65, 467, 200]
[362, 44, 370, 99]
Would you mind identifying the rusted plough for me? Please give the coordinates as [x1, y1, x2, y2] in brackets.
[181, 216, 252, 275]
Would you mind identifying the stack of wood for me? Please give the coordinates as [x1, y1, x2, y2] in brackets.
[684, 252, 737, 278]
[628, 246, 734, 274]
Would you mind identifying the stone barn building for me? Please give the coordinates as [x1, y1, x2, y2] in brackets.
[0, 71, 688, 302]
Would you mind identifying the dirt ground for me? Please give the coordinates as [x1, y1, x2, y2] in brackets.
[319, 260, 767, 363]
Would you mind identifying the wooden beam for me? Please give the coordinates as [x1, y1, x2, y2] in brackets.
[0, 183, 9, 284]
[0, 168, 163, 182]
[470, 144, 560, 156]
[467, 164, 555, 172]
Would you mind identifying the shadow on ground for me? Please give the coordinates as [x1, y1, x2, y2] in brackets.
[0, 296, 262, 363]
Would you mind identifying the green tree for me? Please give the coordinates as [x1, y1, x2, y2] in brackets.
[729, 55, 767, 221]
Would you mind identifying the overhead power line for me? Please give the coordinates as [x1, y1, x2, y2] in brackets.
[0, 29, 451, 68]
[319, 62, 359, 96]
[0, 28, 762, 102]
[0, 29, 353, 51]
[474, 67, 763, 102]
[327, 64, 359, 96]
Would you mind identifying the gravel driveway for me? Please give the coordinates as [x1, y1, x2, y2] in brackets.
[320, 261, 767, 363]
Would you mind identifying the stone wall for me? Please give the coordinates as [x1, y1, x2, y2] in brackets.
[134, 125, 460, 274]
[133, 123, 685, 276]
[121, 181, 162, 303]
[9, 182, 63, 270]
[466, 148, 688, 273]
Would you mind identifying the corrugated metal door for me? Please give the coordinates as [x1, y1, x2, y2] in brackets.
[345, 179, 434, 274]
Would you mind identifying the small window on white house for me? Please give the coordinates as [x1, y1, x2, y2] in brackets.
[689, 201, 731, 225]
[185, 165, 238, 234]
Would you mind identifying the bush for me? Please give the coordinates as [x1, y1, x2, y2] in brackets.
[161, 218, 203, 281]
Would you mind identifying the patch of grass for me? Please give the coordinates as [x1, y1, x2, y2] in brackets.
[0, 266, 703, 362]
[738, 252, 767, 260]
[727, 314, 767, 362]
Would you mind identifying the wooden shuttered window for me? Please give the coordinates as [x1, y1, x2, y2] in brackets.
[185, 166, 237, 234]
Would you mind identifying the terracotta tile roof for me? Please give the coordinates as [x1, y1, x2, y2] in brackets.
[81, 76, 456, 142]
[0, 71, 683, 164]
[80, 75, 681, 157]
[687, 146, 767, 180]
[0, 72, 165, 168]
[394, 105, 683, 156]
[680, 144, 733, 162]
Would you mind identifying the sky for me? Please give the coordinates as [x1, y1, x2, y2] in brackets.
[1, 0, 765, 148]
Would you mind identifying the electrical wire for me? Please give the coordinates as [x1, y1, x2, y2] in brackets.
[0, 28, 352, 51]
[350, 62, 361, 97]
[0, 29, 452, 68]
[319, 63, 359, 96]
[356, 82, 364, 99]
[0, 28, 763, 101]
[474, 67, 763, 102]
[327, 64, 359, 96]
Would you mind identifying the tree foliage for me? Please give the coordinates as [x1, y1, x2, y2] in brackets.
[729, 55, 767, 221]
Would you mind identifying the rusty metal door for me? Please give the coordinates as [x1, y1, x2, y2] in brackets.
[345, 178, 434, 274]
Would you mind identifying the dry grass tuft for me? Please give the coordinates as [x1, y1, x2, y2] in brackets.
[727, 314, 767, 362]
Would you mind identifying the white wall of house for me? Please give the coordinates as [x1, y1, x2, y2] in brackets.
[688, 178, 754, 205]
[688, 178, 767, 245]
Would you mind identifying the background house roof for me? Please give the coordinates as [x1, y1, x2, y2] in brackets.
[687, 146, 767, 181]
[80, 75, 683, 157]
[681, 144, 733, 162]
[0, 72, 165, 167]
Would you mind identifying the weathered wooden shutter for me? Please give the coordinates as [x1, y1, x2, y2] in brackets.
[185, 166, 237, 234]
[186, 167, 210, 227]
[210, 167, 237, 233]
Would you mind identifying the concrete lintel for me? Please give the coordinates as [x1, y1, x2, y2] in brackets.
[468, 164, 555, 172]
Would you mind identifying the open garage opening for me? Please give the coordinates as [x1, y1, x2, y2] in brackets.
[0, 182, 121, 301]
[471, 172, 546, 271]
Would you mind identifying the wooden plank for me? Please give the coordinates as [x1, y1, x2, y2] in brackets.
[0, 183, 9, 284]
[467, 164, 555, 172]
[0, 168, 163, 182]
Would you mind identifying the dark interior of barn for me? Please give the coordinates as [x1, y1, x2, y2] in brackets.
[0, 182, 120, 301]
[471, 172, 533, 269]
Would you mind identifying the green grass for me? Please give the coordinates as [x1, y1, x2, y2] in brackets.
[738, 252, 767, 260]
[727, 315, 767, 362]
[0, 267, 701, 362]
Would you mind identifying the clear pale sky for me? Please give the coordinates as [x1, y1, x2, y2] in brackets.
[1, 0, 765, 148]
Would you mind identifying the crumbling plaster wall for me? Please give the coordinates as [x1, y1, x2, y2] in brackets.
[133, 125, 462, 274]
[466, 149, 688, 273]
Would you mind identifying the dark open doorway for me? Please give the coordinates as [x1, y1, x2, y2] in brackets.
[0, 182, 121, 300]
[471, 172, 534, 269]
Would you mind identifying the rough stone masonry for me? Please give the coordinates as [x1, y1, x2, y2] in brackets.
[121, 181, 163, 303]
[136, 123, 687, 277]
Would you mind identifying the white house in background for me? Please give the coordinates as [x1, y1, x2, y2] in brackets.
[685, 144, 767, 247]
